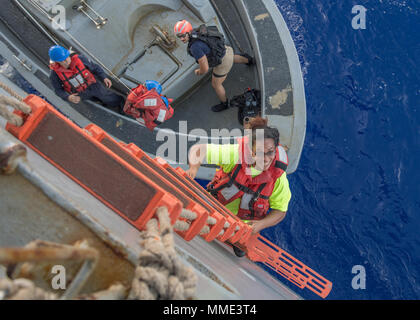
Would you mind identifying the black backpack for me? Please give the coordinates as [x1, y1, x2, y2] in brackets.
[188, 25, 226, 67]
[230, 88, 261, 125]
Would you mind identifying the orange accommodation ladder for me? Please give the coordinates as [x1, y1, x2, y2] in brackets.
[83, 124, 209, 241]
[5, 94, 182, 230]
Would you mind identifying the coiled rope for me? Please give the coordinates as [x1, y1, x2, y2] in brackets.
[0, 80, 26, 102]
[128, 207, 197, 300]
[0, 209, 197, 300]
[0, 78, 30, 127]
[0, 277, 57, 300]
[0, 95, 31, 127]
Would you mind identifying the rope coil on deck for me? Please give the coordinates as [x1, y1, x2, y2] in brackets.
[0, 211, 198, 300]
[128, 207, 197, 300]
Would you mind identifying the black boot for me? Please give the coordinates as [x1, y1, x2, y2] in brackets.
[211, 99, 230, 112]
[118, 104, 126, 115]
[233, 246, 246, 258]
[239, 53, 255, 66]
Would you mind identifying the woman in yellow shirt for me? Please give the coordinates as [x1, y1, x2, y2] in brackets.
[186, 118, 291, 256]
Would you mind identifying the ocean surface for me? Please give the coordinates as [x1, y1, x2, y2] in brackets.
[265, 0, 419, 299]
[1, 0, 418, 300]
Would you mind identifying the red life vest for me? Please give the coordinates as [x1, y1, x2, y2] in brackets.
[207, 137, 289, 220]
[50, 54, 96, 93]
[123, 84, 174, 131]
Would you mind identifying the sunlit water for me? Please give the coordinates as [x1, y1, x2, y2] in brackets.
[266, 0, 420, 299]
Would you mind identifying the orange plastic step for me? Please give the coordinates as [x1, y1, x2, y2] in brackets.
[5, 95, 182, 230]
[84, 124, 209, 241]
[246, 234, 332, 298]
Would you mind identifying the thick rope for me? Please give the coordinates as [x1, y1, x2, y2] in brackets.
[0, 81, 26, 102]
[0, 277, 57, 300]
[0, 207, 199, 300]
[173, 209, 197, 232]
[174, 210, 229, 238]
[128, 207, 197, 300]
[174, 207, 244, 241]
[199, 216, 217, 236]
[0, 95, 31, 127]
[0, 106, 22, 126]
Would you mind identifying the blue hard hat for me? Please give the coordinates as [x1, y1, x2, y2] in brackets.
[161, 96, 169, 108]
[49, 45, 70, 62]
[145, 80, 162, 95]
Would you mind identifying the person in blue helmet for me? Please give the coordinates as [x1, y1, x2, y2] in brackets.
[123, 79, 174, 130]
[48, 45, 125, 113]
[145, 80, 170, 108]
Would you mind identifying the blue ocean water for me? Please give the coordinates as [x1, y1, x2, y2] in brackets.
[265, 0, 420, 299]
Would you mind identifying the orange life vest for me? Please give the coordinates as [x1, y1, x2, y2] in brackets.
[207, 137, 288, 220]
[50, 54, 96, 93]
[123, 84, 174, 131]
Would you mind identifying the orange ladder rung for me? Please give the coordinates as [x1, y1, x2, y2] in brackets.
[247, 234, 332, 298]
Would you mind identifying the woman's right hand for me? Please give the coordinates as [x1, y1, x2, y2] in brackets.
[186, 166, 199, 179]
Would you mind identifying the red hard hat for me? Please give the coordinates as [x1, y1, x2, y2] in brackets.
[174, 20, 193, 35]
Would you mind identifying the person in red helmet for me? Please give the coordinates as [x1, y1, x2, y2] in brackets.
[174, 20, 255, 112]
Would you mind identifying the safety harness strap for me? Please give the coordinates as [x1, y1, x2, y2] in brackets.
[247, 183, 267, 220]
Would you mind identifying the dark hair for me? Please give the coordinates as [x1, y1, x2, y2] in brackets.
[247, 117, 280, 149]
